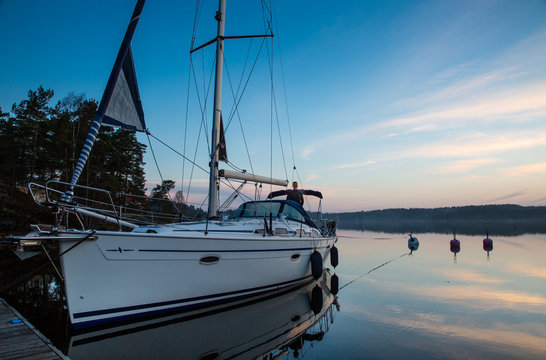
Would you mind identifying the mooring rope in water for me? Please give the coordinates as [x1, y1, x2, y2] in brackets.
[338, 252, 410, 292]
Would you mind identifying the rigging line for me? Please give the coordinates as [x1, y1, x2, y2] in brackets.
[293, 167, 314, 214]
[200, 48, 209, 142]
[269, 32, 274, 196]
[145, 132, 181, 213]
[222, 42, 252, 167]
[223, 36, 267, 133]
[186, 117, 206, 204]
[222, 56, 255, 176]
[218, 178, 255, 205]
[180, 194, 207, 222]
[226, 161, 247, 174]
[190, 0, 203, 50]
[273, 95, 289, 182]
[227, 38, 253, 121]
[261, 0, 289, 183]
[146, 132, 208, 175]
[295, 167, 304, 186]
[265, 37, 289, 182]
[271, 1, 296, 168]
[260, 0, 274, 35]
[189, 56, 213, 153]
[261, 0, 276, 193]
[172, 192, 208, 223]
[184, 53, 213, 205]
[181, 53, 194, 199]
[338, 253, 410, 292]
[190, 53, 215, 151]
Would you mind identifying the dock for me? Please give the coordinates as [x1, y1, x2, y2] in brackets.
[0, 298, 69, 360]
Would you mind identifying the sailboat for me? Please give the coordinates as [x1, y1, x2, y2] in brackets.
[10, 0, 338, 330]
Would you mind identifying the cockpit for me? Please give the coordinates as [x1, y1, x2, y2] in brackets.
[233, 200, 316, 228]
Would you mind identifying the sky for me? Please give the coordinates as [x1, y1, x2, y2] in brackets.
[1, 0, 546, 212]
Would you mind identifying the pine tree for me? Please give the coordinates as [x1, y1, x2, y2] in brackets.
[9, 86, 55, 183]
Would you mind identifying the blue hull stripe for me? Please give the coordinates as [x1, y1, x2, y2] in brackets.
[72, 275, 312, 329]
[172, 229, 255, 233]
[137, 244, 330, 253]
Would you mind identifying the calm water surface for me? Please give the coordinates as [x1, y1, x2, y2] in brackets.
[326, 230, 546, 359]
[4, 230, 546, 359]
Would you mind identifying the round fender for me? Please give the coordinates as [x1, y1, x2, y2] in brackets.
[330, 246, 339, 268]
[330, 274, 339, 295]
[311, 250, 323, 280]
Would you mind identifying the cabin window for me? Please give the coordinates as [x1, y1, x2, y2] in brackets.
[274, 227, 289, 235]
[281, 204, 305, 222]
[234, 202, 281, 218]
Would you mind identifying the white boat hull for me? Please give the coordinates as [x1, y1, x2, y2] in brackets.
[67, 272, 336, 359]
[59, 229, 336, 329]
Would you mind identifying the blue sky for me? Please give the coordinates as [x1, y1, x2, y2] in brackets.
[1, 0, 546, 212]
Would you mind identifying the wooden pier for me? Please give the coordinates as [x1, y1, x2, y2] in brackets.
[0, 298, 68, 360]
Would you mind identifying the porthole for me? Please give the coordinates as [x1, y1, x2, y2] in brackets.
[290, 253, 301, 261]
[200, 255, 220, 265]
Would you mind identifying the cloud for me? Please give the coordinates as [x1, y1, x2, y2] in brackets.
[307, 82, 546, 150]
[382, 132, 398, 138]
[381, 84, 546, 133]
[334, 160, 376, 169]
[404, 131, 546, 158]
[432, 158, 499, 174]
[400, 67, 527, 108]
[300, 145, 315, 160]
[502, 162, 546, 177]
[320, 28, 546, 145]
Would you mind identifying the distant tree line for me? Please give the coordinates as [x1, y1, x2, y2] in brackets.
[327, 205, 546, 235]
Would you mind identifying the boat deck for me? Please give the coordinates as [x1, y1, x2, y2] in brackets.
[0, 298, 68, 360]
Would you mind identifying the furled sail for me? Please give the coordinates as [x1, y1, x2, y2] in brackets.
[218, 115, 228, 163]
[68, 0, 145, 189]
[102, 47, 146, 131]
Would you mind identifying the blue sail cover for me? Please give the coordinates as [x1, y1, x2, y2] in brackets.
[102, 47, 146, 131]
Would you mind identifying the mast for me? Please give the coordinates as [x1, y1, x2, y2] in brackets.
[207, 0, 226, 218]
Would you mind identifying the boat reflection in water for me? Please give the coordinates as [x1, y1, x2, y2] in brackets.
[68, 271, 339, 359]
